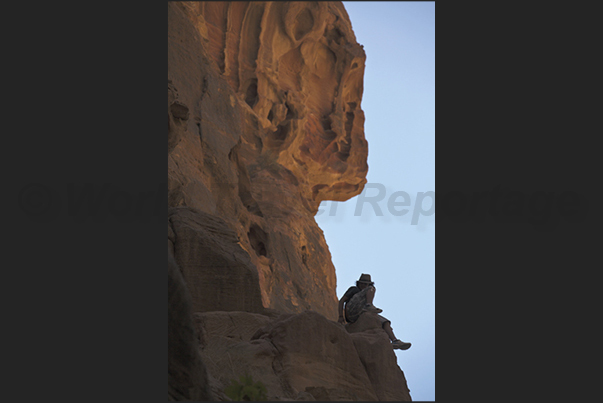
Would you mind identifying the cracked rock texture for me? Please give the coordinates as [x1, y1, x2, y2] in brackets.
[168, 2, 411, 401]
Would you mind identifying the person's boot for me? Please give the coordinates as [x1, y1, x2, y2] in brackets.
[362, 303, 383, 314]
[392, 340, 412, 350]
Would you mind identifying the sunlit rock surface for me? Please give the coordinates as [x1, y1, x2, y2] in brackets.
[168, 2, 411, 400]
[169, 1, 368, 318]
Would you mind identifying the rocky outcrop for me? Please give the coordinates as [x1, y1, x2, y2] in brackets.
[346, 314, 413, 401]
[251, 311, 377, 401]
[195, 310, 411, 401]
[168, 1, 412, 400]
[168, 1, 367, 319]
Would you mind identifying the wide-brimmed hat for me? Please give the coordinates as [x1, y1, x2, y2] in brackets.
[357, 273, 374, 285]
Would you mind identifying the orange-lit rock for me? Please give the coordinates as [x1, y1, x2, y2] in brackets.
[168, 1, 368, 319]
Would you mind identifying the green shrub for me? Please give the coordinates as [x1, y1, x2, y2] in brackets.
[224, 374, 268, 401]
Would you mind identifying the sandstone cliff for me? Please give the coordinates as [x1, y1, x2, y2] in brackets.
[168, 2, 411, 401]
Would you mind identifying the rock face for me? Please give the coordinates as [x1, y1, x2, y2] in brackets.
[169, 206, 265, 314]
[168, 2, 412, 401]
[195, 310, 411, 401]
[346, 314, 413, 401]
[168, 253, 214, 401]
[168, 0, 367, 319]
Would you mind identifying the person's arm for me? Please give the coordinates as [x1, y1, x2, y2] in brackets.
[338, 295, 349, 324]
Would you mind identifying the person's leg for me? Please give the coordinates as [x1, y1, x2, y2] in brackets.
[383, 321, 397, 342]
[381, 317, 411, 350]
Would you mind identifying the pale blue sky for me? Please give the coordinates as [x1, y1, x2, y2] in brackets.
[316, 2, 435, 401]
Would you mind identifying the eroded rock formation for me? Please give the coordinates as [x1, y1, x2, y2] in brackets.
[168, 2, 411, 401]
[168, 1, 367, 318]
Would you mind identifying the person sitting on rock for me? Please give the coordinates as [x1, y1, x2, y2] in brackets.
[338, 273, 411, 351]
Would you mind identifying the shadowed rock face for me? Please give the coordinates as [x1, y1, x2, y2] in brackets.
[168, 1, 368, 320]
[346, 314, 413, 401]
[195, 310, 412, 401]
[168, 253, 214, 401]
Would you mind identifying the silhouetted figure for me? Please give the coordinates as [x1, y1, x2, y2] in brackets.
[338, 274, 411, 350]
